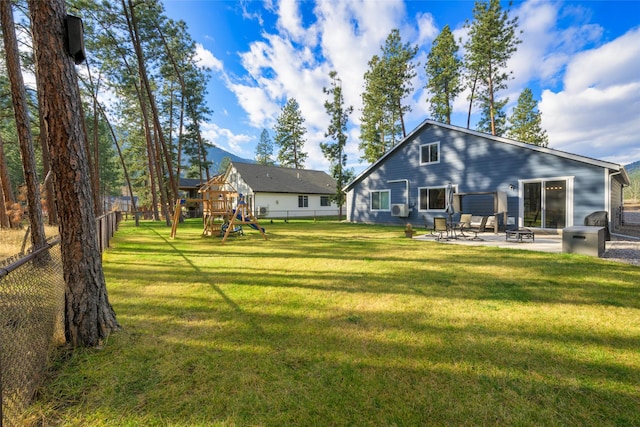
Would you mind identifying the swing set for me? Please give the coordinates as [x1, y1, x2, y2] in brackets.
[170, 174, 267, 244]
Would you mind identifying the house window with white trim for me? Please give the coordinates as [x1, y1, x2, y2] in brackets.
[419, 186, 446, 210]
[420, 142, 440, 165]
[298, 195, 309, 208]
[370, 190, 390, 211]
[320, 196, 331, 206]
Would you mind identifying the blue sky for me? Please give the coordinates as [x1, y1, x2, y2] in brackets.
[162, 0, 640, 172]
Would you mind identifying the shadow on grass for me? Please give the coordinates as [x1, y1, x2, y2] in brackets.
[42, 219, 640, 425]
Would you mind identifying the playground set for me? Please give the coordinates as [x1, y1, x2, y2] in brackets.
[170, 175, 266, 243]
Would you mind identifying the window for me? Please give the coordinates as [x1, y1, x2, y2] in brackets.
[419, 187, 446, 210]
[370, 190, 390, 211]
[320, 196, 331, 207]
[420, 142, 440, 164]
[298, 195, 308, 208]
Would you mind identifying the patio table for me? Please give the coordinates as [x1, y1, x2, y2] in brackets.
[505, 228, 535, 243]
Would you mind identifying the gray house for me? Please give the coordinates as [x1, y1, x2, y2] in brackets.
[344, 120, 630, 232]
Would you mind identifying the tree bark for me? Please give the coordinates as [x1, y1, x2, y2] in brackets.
[124, 0, 179, 205]
[38, 111, 59, 225]
[94, 100, 139, 226]
[27, 0, 119, 347]
[0, 175, 8, 229]
[1, 0, 47, 248]
[0, 132, 14, 206]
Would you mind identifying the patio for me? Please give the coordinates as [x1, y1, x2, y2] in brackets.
[413, 230, 640, 265]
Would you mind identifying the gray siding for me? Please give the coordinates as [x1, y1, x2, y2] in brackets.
[347, 123, 611, 229]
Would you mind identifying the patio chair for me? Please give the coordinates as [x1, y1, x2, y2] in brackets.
[466, 216, 487, 240]
[457, 213, 472, 238]
[433, 217, 449, 240]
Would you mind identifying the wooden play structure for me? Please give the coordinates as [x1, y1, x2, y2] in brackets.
[170, 174, 267, 244]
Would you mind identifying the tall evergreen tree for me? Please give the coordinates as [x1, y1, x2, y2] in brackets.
[0, 0, 46, 247]
[507, 88, 549, 146]
[321, 71, 353, 218]
[464, 0, 521, 135]
[255, 128, 275, 165]
[28, 0, 120, 346]
[359, 55, 388, 163]
[380, 29, 418, 138]
[274, 98, 307, 169]
[425, 25, 462, 124]
[477, 97, 508, 136]
[359, 29, 418, 163]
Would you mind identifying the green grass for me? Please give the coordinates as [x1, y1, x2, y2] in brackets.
[27, 219, 640, 426]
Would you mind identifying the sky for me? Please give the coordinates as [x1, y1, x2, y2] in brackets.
[161, 0, 640, 173]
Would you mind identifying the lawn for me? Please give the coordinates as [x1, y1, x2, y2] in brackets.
[28, 218, 640, 426]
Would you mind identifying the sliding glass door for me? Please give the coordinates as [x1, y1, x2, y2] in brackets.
[523, 179, 568, 229]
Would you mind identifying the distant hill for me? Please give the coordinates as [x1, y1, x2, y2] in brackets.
[625, 160, 640, 174]
[205, 144, 254, 172]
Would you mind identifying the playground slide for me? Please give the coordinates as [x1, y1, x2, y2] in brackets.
[233, 210, 266, 232]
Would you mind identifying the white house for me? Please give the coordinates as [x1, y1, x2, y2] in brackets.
[225, 162, 338, 218]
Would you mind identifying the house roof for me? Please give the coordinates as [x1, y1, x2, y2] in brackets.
[230, 162, 337, 194]
[178, 178, 206, 189]
[344, 119, 631, 191]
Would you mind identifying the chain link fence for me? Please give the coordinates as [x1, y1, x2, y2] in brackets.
[0, 239, 65, 427]
[1, 211, 121, 426]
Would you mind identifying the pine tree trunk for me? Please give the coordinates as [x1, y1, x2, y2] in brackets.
[0, 132, 14, 205]
[124, 0, 179, 205]
[144, 115, 161, 221]
[0, 180, 9, 229]
[27, 0, 119, 347]
[38, 111, 59, 225]
[1, 0, 47, 248]
[95, 101, 139, 225]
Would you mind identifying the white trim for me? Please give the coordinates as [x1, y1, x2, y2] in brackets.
[418, 184, 456, 212]
[419, 141, 440, 165]
[370, 189, 391, 211]
[605, 168, 611, 215]
[518, 176, 574, 229]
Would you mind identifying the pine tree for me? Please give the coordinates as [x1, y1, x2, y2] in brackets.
[464, 0, 521, 135]
[321, 71, 353, 218]
[274, 98, 308, 169]
[1, 0, 47, 246]
[425, 25, 462, 124]
[380, 29, 418, 138]
[507, 88, 549, 146]
[28, 0, 120, 346]
[360, 29, 418, 163]
[255, 128, 275, 165]
[359, 55, 388, 163]
[477, 97, 508, 136]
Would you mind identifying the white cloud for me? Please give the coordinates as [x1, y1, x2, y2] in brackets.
[217, 0, 639, 171]
[276, 0, 316, 44]
[415, 12, 438, 46]
[201, 121, 253, 158]
[230, 0, 413, 170]
[540, 27, 640, 164]
[195, 43, 223, 71]
[229, 82, 280, 128]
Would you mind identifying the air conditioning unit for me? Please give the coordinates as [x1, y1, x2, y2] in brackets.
[391, 203, 410, 217]
[257, 206, 268, 216]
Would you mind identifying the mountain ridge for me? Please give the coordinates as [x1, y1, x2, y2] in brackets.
[205, 144, 254, 172]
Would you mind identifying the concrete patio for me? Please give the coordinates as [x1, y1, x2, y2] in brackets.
[413, 229, 640, 265]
